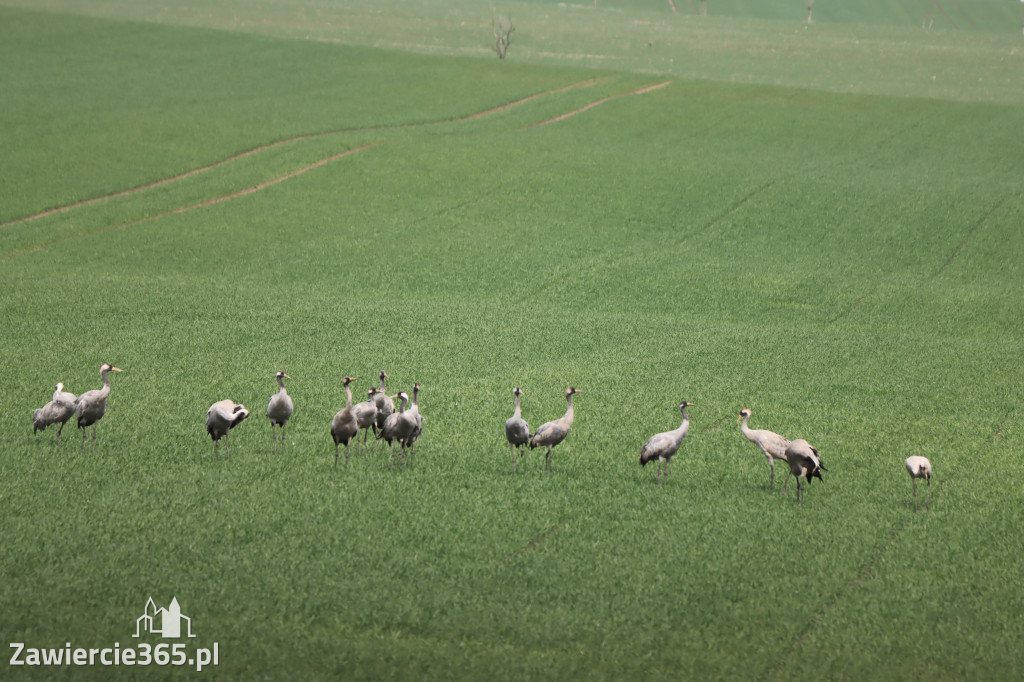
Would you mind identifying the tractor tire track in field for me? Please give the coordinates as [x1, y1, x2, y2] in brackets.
[530, 80, 672, 127]
[2, 144, 378, 262]
[0, 78, 607, 231]
[932, 194, 1010, 278]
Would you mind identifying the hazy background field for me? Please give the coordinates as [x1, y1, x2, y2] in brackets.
[2, 1, 1023, 679]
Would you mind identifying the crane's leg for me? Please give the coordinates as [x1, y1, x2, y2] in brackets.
[214, 440, 219, 457]
[768, 458, 775, 492]
[390, 443, 395, 471]
[410, 442, 415, 468]
[271, 424, 277, 456]
[510, 443, 516, 473]
[546, 445, 553, 471]
[282, 424, 287, 451]
[334, 443, 339, 469]
[56, 423, 63, 444]
[92, 425, 98, 451]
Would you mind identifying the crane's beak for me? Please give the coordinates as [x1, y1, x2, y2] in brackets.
[111, 367, 124, 372]
[283, 373, 292, 379]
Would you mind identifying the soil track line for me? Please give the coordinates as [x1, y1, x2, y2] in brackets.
[2, 78, 605, 230]
[530, 80, 672, 127]
[2, 143, 378, 262]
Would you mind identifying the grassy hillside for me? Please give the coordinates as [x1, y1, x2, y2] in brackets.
[5, 0, 1024, 103]
[2, 2, 1023, 680]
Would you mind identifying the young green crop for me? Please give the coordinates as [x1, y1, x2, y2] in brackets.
[2, 3, 1023, 680]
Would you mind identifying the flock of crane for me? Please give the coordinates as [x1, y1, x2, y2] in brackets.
[31, 363, 934, 509]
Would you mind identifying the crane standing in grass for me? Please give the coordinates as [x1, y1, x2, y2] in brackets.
[76, 363, 123, 448]
[640, 401, 695, 484]
[785, 438, 825, 503]
[530, 387, 582, 471]
[905, 456, 932, 511]
[352, 386, 379, 455]
[33, 382, 78, 443]
[738, 408, 791, 492]
[505, 387, 530, 473]
[266, 371, 293, 454]
[380, 390, 417, 470]
[404, 382, 424, 467]
[206, 399, 249, 459]
[373, 371, 395, 447]
[330, 376, 359, 470]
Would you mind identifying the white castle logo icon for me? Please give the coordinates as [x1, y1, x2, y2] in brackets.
[133, 597, 196, 639]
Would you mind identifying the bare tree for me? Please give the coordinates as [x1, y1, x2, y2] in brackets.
[806, 0, 816, 24]
[492, 15, 514, 60]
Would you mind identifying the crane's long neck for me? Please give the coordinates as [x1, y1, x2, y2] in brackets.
[277, 375, 287, 392]
[379, 374, 387, 392]
[512, 393, 522, 419]
[398, 396, 407, 413]
[678, 407, 691, 439]
[563, 394, 575, 426]
[98, 368, 112, 399]
[740, 414, 753, 440]
[344, 384, 353, 409]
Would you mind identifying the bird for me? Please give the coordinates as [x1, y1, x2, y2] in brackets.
[403, 382, 424, 467]
[379, 390, 416, 470]
[33, 382, 78, 443]
[529, 387, 582, 471]
[505, 387, 530, 473]
[373, 371, 395, 447]
[738, 408, 791, 492]
[785, 438, 825, 503]
[330, 376, 359, 470]
[206, 400, 249, 459]
[352, 386, 379, 455]
[266, 371, 293, 454]
[75, 363, 123, 448]
[640, 401, 695, 483]
[905, 456, 932, 511]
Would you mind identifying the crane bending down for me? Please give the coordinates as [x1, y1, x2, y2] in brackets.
[266, 371, 293, 454]
[33, 382, 77, 443]
[640, 401, 695, 483]
[330, 377, 359, 470]
[529, 387, 581, 471]
[785, 438, 825, 503]
[738, 408, 791, 492]
[905, 456, 932, 511]
[76, 363, 123, 448]
[206, 399, 249, 459]
[505, 387, 530, 473]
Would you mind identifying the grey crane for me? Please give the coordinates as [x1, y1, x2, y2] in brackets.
[785, 438, 825, 503]
[505, 387, 530, 473]
[352, 386, 379, 455]
[905, 456, 932, 511]
[206, 399, 249, 459]
[373, 371, 395, 448]
[266, 371, 293, 454]
[529, 387, 582, 471]
[330, 376, 359, 470]
[640, 401, 695, 483]
[380, 391, 416, 470]
[403, 382, 424, 467]
[75, 363, 123, 448]
[738, 408, 791, 492]
[33, 382, 78, 443]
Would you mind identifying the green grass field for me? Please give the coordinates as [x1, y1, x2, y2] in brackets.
[2, 1, 1024, 679]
